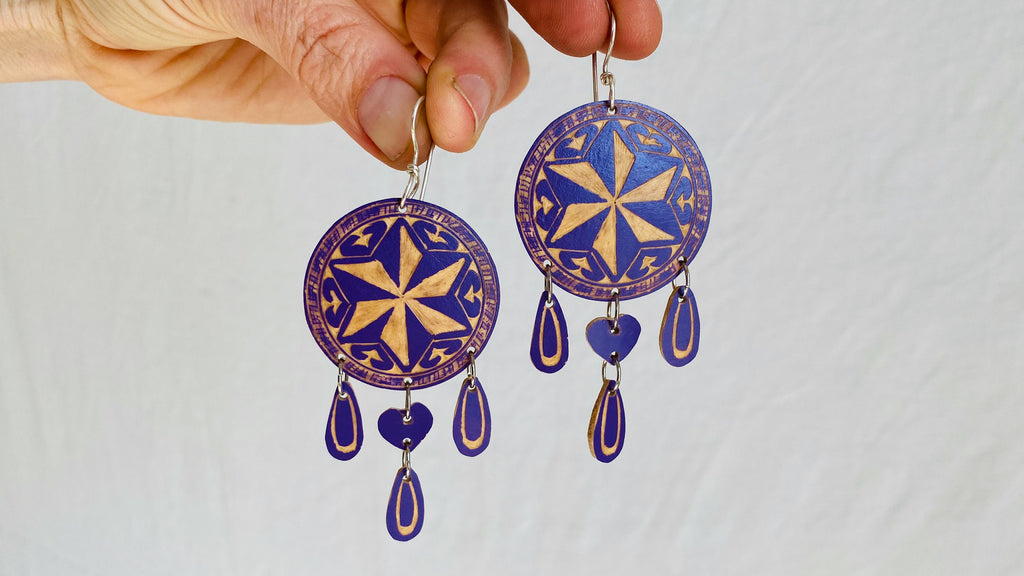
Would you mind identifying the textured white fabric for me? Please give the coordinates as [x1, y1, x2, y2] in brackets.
[2, 1, 1023, 573]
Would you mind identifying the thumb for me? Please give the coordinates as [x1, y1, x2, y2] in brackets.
[233, 1, 431, 168]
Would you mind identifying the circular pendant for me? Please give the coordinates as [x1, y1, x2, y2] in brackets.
[515, 100, 711, 300]
[304, 199, 500, 390]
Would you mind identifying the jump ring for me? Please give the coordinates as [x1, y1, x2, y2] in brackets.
[403, 378, 413, 422]
[335, 354, 349, 398]
[465, 346, 477, 386]
[601, 359, 622, 394]
[543, 260, 554, 306]
[670, 257, 691, 300]
[605, 288, 620, 332]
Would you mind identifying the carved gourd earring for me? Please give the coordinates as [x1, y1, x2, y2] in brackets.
[304, 97, 499, 540]
[515, 5, 712, 462]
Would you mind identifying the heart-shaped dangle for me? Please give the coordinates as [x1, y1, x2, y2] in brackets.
[378, 400, 434, 451]
[585, 313, 641, 363]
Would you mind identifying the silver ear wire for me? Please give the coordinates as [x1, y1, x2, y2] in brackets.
[591, 0, 617, 113]
[399, 95, 435, 210]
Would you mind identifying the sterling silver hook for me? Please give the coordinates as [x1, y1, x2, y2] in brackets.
[399, 95, 434, 210]
[591, 0, 618, 113]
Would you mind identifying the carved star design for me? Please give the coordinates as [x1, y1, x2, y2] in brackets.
[544, 127, 679, 276]
[333, 225, 466, 367]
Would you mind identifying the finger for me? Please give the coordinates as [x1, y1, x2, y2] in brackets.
[232, 0, 430, 168]
[407, 0, 513, 152]
[508, 0, 662, 60]
[497, 31, 529, 111]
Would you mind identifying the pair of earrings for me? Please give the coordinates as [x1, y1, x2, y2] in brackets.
[302, 9, 711, 541]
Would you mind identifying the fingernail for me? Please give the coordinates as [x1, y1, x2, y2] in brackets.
[358, 77, 421, 161]
[453, 74, 491, 133]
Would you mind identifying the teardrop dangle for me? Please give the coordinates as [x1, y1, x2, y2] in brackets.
[453, 348, 491, 456]
[660, 257, 700, 367]
[325, 356, 362, 461]
[386, 465, 425, 541]
[531, 261, 569, 373]
[588, 373, 625, 463]
[453, 378, 491, 456]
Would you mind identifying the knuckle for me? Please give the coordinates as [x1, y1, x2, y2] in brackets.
[292, 6, 363, 96]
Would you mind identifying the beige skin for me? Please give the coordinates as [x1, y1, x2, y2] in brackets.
[0, 0, 662, 168]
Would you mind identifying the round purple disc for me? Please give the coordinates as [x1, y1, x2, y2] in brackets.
[515, 100, 711, 300]
[304, 199, 500, 390]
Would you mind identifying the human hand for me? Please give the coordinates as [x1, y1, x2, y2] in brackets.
[0, 0, 662, 168]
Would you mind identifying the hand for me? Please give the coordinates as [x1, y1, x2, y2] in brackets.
[1, 0, 662, 168]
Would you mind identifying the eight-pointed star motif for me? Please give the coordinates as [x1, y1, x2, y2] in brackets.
[546, 128, 679, 276]
[334, 226, 466, 367]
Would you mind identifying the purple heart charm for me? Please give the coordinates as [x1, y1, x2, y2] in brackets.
[585, 314, 641, 362]
[378, 403, 433, 451]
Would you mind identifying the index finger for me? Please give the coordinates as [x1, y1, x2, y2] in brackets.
[508, 0, 662, 60]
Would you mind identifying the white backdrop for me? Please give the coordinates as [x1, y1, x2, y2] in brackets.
[2, 1, 1023, 573]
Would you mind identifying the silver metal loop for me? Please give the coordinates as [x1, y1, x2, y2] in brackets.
[464, 347, 477, 389]
[335, 353, 349, 398]
[398, 95, 434, 211]
[605, 288, 621, 333]
[403, 378, 413, 422]
[543, 259, 554, 306]
[402, 445, 412, 480]
[602, 358, 622, 394]
[591, 0, 618, 113]
[417, 146, 433, 201]
[670, 256, 691, 301]
[603, 74, 616, 115]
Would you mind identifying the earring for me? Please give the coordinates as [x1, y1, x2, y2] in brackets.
[514, 4, 712, 462]
[304, 97, 500, 540]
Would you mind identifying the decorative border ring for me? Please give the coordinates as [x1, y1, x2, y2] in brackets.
[514, 100, 711, 300]
[304, 199, 500, 389]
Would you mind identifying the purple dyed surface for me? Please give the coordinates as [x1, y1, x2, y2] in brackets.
[588, 381, 625, 463]
[660, 289, 700, 367]
[585, 314, 641, 363]
[377, 402, 433, 451]
[452, 378, 491, 457]
[385, 467, 424, 541]
[530, 291, 569, 373]
[325, 382, 362, 461]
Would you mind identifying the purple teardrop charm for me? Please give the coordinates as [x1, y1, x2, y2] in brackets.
[325, 381, 362, 461]
[385, 467, 425, 541]
[530, 290, 569, 373]
[452, 378, 491, 456]
[587, 380, 625, 463]
[660, 288, 700, 367]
